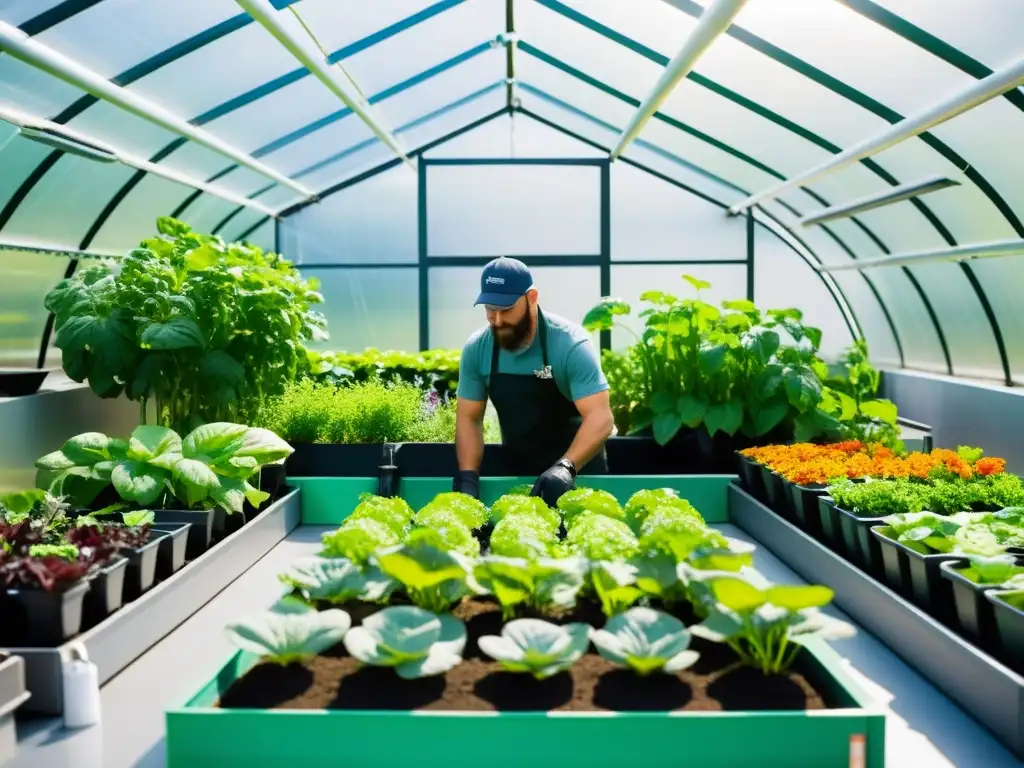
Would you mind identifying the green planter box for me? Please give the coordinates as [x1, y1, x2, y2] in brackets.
[166, 638, 882, 768]
[165, 475, 884, 767]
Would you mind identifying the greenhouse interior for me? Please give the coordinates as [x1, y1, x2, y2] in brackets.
[1, 0, 1024, 766]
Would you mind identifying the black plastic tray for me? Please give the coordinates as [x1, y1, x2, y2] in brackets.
[4, 488, 301, 715]
[728, 483, 1024, 761]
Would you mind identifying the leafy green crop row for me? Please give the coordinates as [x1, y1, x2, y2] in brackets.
[307, 348, 460, 397]
[225, 486, 852, 679]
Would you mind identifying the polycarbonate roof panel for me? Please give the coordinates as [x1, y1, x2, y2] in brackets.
[218, 207, 268, 242]
[323, 0, 502, 96]
[180, 194, 239, 236]
[251, 185, 303, 211]
[123, 20, 301, 120]
[0, 0, 67, 28]
[868, 0, 1024, 69]
[63, 101, 181, 158]
[423, 112, 604, 158]
[3, 156, 136, 248]
[969, 258, 1024, 383]
[282, 0, 447, 56]
[0, 133, 53, 213]
[88, 175, 195, 254]
[0, 248, 68, 367]
[27, 0, 241, 81]
[0, 56, 84, 117]
[722, 0, 985, 116]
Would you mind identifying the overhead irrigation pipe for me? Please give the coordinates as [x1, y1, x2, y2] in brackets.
[235, 0, 414, 170]
[0, 20, 312, 198]
[0, 106, 277, 216]
[814, 238, 1024, 272]
[609, 0, 749, 160]
[800, 174, 961, 227]
[729, 54, 1024, 215]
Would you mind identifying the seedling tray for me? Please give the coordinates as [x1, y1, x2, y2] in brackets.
[4, 489, 301, 716]
[729, 483, 1024, 760]
[167, 638, 882, 768]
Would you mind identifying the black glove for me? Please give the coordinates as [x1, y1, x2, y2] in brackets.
[530, 462, 575, 506]
[453, 470, 481, 499]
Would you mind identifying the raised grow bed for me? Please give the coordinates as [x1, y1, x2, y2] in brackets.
[166, 475, 884, 767]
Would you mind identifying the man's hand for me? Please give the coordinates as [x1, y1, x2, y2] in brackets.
[453, 469, 481, 500]
[530, 463, 575, 506]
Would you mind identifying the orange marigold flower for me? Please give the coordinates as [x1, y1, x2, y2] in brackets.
[974, 457, 1006, 476]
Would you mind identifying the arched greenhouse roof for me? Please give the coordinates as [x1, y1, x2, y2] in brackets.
[2, 0, 1023, 383]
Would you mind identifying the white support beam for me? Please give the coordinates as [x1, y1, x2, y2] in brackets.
[729, 55, 1024, 214]
[609, 0, 749, 160]
[800, 175, 961, 227]
[0, 106, 277, 216]
[235, 0, 414, 169]
[815, 239, 1024, 272]
[0, 235, 121, 259]
[0, 21, 312, 197]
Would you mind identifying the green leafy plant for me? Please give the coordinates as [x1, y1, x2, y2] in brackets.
[224, 597, 351, 666]
[279, 556, 396, 604]
[45, 217, 326, 432]
[564, 515, 639, 562]
[489, 514, 558, 559]
[583, 277, 845, 446]
[35, 423, 292, 514]
[477, 619, 589, 679]
[557, 488, 625, 530]
[414, 492, 488, 531]
[308, 347, 462, 397]
[590, 607, 700, 675]
[827, 478, 926, 518]
[489, 494, 560, 531]
[952, 554, 1024, 586]
[473, 555, 588, 619]
[374, 532, 477, 612]
[880, 510, 1023, 556]
[686, 570, 854, 674]
[320, 518, 399, 565]
[589, 560, 646, 617]
[822, 339, 902, 450]
[343, 605, 466, 679]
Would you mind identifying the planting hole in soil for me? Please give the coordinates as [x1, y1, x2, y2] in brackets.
[216, 599, 827, 713]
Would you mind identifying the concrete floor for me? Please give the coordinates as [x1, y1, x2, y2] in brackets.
[8, 523, 1022, 767]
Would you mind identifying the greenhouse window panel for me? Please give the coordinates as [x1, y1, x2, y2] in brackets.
[0, 19, 313, 197]
[235, 0, 412, 168]
[728, 56, 1024, 214]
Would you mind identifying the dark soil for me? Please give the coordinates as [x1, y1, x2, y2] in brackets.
[217, 599, 827, 713]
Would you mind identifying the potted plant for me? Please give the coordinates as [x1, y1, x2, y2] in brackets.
[985, 589, 1024, 672]
[34, 423, 293, 559]
[940, 552, 1024, 645]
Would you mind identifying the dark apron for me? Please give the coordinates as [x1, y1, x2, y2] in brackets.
[488, 310, 608, 477]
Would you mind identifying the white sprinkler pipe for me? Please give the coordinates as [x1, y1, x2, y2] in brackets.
[0, 106, 277, 216]
[235, 0, 414, 169]
[815, 239, 1024, 272]
[730, 55, 1024, 214]
[610, 0, 749, 160]
[0, 21, 312, 197]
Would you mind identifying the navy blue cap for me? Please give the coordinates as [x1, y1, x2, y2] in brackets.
[473, 257, 534, 308]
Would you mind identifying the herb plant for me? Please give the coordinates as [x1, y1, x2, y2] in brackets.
[45, 217, 326, 432]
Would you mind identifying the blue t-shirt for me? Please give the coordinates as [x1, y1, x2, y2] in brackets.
[456, 311, 609, 403]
